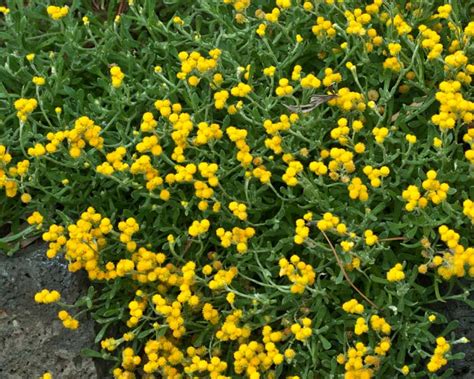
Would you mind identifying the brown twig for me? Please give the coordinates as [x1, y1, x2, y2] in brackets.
[320, 230, 378, 309]
[116, 0, 127, 16]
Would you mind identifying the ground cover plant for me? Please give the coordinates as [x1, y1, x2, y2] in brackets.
[1, 0, 474, 377]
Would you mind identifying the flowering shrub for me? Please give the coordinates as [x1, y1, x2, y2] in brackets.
[1, 0, 474, 378]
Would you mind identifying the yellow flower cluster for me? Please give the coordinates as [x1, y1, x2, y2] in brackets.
[301, 73, 321, 88]
[388, 13, 412, 35]
[252, 164, 272, 184]
[96, 147, 128, 175]
[152, 296, 186, 338]
[142, 337, 183, 375]
[362, 165, 389, 187]
[14, 98, 38, 122]
[372, 126, 389, 143]
[129, 155, 160, 191]
[463, 199, 474, 223]
[316, 212, 347, 234]
[177, 49, 220, 80]
[279, 255, 316, 294]
[256, 23, 266, 37]
[324, 147, 355, 180]
[136, 135, 162, 156]
[339, 342, 373, 379]
[216, 310, 251, 341]
[463, 128, 474, 164]
[282, 160, 303, 186]
[427, 337, 450, 372]
[223, 0, 250, 13]
[58, 310, 79, 329]
[387, 42, 401, 56]
[364, 229, 378, 246]
[42, 224, 66, 259]
[275, 78, 293, 97]
[312, 16, 336, 38]
[195, 122, 223, 145]
[208, 267, 238, 290]
[434, 225, 474, 280]
[34, 289, 61, 304]
[110, 66, 125, 88]
[65, 116, 104, 158]
[276, 0, 291, 9]
[42, 208, 118, 279]
[118, 217, 139, 251]
[216, 226, 255, 253]
[202, 303, 219, 324]
[140, 112, 157, 132]
[342, 299, 364, 315]
[386, 263, 405, 282]
[226, 126, 253, 167]
[229, 201, 248, 220]
[421, 170, 449, 205]
[348, 177, 369, 201]
[188, 219, 210, 237]
[432, 81, 474, 130]
[405, 134, 417, 144]
[214, 90, 229, 109]
[263, 114, 297, 135]
[344, 8, 371, 36]
[47, 5, 69, 20]
[374, 337, 391, 356]
[402, 185, 427, 211]
[419, 25, 443, 60]
[383, 56, 402, 72]
[366, 27, 383, 51]
[291, 65, 302, 81]
[328, 88, 366, 112]
[370, 315, 391, 334]
[308, 160, 328, 176]
[27, 211, 44, 227]
[120, 347, 141, 372]
[0, 6, 10, 14]
[1, 147, 30, 198]
[330, 118, 350, 144]
[32, 76, 46, 86]
[265, 8, 281, 23]
[354, 317, 368, 335]
[434, 4, 452, 19]
[290, 318, 312, 341]
[444, 50, 468, 69]
[234, 338, 282, 377]
[159, 101, 193, 162]
[294, 217, 309, 245]
[439, 225, 461, 252]
[263, 66, 276, 76]
[183, 355, 228, 377]
[231, 82, 252, 97]
[126, 298, 147, 327]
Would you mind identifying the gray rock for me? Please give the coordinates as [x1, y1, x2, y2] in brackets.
[0, 243, 98, 379]
[443, 297, 474, 378]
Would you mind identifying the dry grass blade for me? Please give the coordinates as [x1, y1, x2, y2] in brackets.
[285, 94, 338, 113]
[320, 230, 378, 309]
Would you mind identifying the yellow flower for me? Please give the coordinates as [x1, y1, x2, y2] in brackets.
[32, 76, 46, 86]
[387, 263, 405, 282]
[110, 66, 125, 88]
[47, 5, 69, 20]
